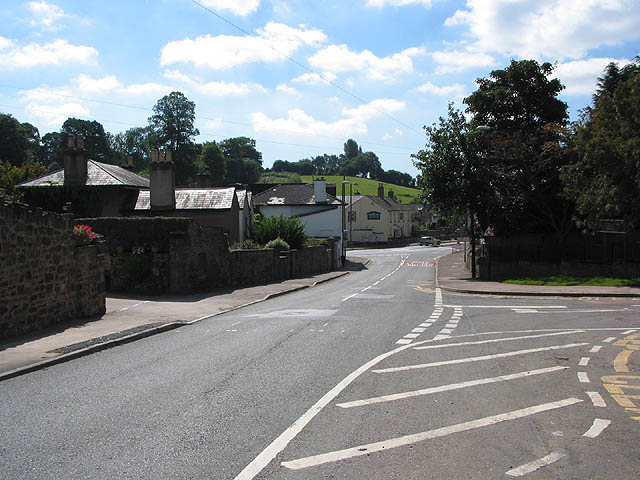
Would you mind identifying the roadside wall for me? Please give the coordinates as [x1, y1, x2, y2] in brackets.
[1, 202, 106, 340]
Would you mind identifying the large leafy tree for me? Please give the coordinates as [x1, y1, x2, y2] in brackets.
[415, 60, 574, 236]
[111, 126, 154, 172]
[61, 118, 116, 164]
[562, 59, 640, 230]
[199, 141, 226, 182]
[0, 113, 33, 167]
[148, 91, 200, 185]
[220, 137, 263, 184]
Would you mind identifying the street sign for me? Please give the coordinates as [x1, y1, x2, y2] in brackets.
[483, 226, 495, 237]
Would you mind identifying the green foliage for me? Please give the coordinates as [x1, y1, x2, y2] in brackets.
[299, 175, 421, 203]
[62, 118, 116, 164]
[253, 214, 307, 249]
[0, 161, 47, 199]
[502, 275, 640, 287]
[304, 237, 327, 247]
[258, 171, 302, 183]
[200, 141, 226, 182]
[0, 113, 35, 167]
[562, 58, 640, 231]
[111, 126, 154, 172]
[230, 239, 262, 250]
[265, 237, 290, 251]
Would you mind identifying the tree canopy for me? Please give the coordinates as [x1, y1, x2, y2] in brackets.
[562, 58, 640, 230]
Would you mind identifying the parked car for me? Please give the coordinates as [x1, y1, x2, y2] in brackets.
[419, 235, 441, 246]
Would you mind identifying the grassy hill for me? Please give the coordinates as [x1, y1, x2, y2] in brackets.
[300, 175, 421, 204]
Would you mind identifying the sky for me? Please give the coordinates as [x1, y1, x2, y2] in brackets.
[1, 0, 638, 177]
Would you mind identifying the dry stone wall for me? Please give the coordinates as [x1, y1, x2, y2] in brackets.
[1, 202, 106, 340]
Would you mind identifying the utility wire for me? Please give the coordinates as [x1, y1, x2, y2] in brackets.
[188, 0, 424, 137]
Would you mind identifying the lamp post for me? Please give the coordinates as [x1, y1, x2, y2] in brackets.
[341, 180, 350, 264]
[349, 182, 357, 247]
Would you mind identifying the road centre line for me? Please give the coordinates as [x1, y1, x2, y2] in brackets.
[586, 391, 607, 407]
[413, 331, 584, 350]
[578, 372, 590, 383]
[374, 343, 589, 373]
[282, 398, 583, 471]
[342, 258, 404, 301]
[505, 452, 566, 477]
[336, 366, 568, 409]
[583, 418, 611, 438]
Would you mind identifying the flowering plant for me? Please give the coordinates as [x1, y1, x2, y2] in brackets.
[73, 224, 98, 242]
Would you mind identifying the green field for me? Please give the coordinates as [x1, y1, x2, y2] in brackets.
[300, 175, 421, 204]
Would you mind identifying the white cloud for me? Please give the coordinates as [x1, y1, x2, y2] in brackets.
[366, 0, 433, 6]
[28, 1, 66, 32]
[162, 69, 267, 96]
[160, 22, 326, 69]
[291, 71, 336, 85]
[431, 49, 495, 73]
[251, 98, 405, 136]
[414, 81, 466, 97]
[73, 74, 121, 94]
[119, 82, 174, 96]
[0, 37, 14, 50]
[20, 86, 89, 127]
[554, 57, 633, 95]
[445, 0, 640, 61]
[276, 83, 302, 96]
[200, 0, 260, 16]
[309, 44, 426, 81]
[0, 39, 97, 69]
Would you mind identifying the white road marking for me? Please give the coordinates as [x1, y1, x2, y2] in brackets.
[432, 334, 450, 340]
[603, 337, 617, 343]
[579, 357, 590, 366]
[622, 329, 637, 334]
[419, 323, 432, 328]
[413, 331, 584, 350]
[578, 372, 590, 383]
[513, 309, 539, 313]
[246, 309, 337, 318]
[341, 293, 358, 301]
[586, 391, 607, 407]
[412, 328, 426, 333]
[439, 328, 454, 334]
[583, 419, 611, 438]
[443, 305, 567, 309]
[404, 333, 420, 339]
[505, 452, 566, 477]
[395, 339, 413, 345]
[336, 366, 568, 408]
[282, 399, 582, 471]
[374, 343, 589, 373]
[590, 346, 602, 353]
[445, 323, 457, 328]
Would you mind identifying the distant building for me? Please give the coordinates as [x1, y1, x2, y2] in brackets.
[19, 134, 149, 217]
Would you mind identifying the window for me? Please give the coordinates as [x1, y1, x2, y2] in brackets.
[367, 211, 381, 220]
[399, 213, 404, 220]
[349, 211, 356, 222]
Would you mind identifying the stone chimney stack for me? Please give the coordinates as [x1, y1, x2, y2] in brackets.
[196, 168, 213, 188]
[63, 134, 88, 186]
[150, 150, 176, 210]
[378, 183, 384, 199]
[388, 189, 395, 200]
[314, 178, 327, 203]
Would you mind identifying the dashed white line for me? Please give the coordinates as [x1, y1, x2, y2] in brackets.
[412, 328, 426, 333]
[583, 418, 611, 438]
[395, 339, 413, 345]
[603, 337, 617, 343]
[586, 391, 607, 407]
[413, 331, 583, 350]
[505, 452, 566, 477]
[579, 357, 590, 366]
[622, 329, 637, 334]
[374, 343, 589, 373]
[282, 399, 583, 471]
[336, 366, 568, 408]
[439, 328, 454, 334]
[404, 333, 420, 339]
[590, 346, 603, 353]
[578, 372, 590, 383]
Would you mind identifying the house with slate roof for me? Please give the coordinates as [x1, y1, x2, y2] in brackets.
[19, 134, 149, 217]
[346, 184, 412, 243]
[252, 179, 343, 240]
[131, 152, 240, 242]
[236, 189, 253, 243]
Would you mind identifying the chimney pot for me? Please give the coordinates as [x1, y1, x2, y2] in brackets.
[64, 134, 88, 186]
[150, 150, 176, 210]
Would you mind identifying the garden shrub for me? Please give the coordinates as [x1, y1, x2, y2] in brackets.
[253, 214, 307, 249]
[265, 237, 290, 251]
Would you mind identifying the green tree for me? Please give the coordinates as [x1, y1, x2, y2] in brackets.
[200, 141, 226, 182]
[343, 139, 361, 160]
[39, 132, 64, 169]
[112, 126, 154, 172]
[0, 113, 32, 167]
[61, 118, 115, 164]
[562, 59, 640, 230]
[220, 137, 263, 184]
[148, 91, 200, 185]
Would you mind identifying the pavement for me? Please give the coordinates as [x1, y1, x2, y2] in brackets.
[2, 249, 640, 380]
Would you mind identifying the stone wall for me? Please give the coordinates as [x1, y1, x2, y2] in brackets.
[1, 202, 106, 340]
[82, 217, 334, 295]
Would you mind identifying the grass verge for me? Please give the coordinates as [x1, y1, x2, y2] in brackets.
[502, 275, 640, 287]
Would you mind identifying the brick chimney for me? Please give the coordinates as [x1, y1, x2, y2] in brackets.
[64, 134, 88, 185]
[378, 183, 384, 199]
[314, 178, 327, 203]
[150, 150, 176, 210]
[388, 189, 394, 200]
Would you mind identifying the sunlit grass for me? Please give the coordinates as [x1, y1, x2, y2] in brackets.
[502, 276, 640, 287]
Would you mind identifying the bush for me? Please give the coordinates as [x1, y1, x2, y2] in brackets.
[253, 214, 307, 249]
[304, 237, 327, 247]
[230, 239, 262, 250]
[265, 237, 290, 251]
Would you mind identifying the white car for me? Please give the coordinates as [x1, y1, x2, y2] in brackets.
[419, 236, 440, 246]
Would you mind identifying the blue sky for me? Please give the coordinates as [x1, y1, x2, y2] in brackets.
[1, 0, 638, 177]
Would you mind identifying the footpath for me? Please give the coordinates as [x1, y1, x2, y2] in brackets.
[2, 250, 640, 380]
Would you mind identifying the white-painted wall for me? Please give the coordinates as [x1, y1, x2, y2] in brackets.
[259, 205, 342, 238]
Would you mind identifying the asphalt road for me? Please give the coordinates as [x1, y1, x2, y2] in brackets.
[1, 246, 639, 479]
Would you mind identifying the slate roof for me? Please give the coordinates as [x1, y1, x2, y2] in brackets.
[134, 187, 236, 210]
[349, 194, 413, 211]
[20, 160, 150, 188]
[253, 184, 341, 206]
[236, 189, 252, 209]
